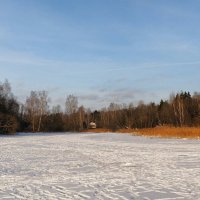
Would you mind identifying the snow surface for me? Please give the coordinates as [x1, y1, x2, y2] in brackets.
[0, 132, 200, 200]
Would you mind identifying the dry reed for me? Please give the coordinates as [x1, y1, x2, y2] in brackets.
[82, 127, 200, 139]
[133, 127, 200, 139]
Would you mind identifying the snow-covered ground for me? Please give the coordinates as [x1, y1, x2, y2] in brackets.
[0, 133, 200, 200]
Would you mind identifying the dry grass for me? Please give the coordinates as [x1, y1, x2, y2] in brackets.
[81, 128, 111, 133]
[81, 127, 200, 139]
[133, 127, 200, 139]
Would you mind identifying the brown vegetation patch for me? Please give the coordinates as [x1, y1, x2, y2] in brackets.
[81, 127, 200, 139]
[81, 128, 111, 133]
[133, 127, 200, 139]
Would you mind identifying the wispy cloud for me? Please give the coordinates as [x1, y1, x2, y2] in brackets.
[1, 0, 200, 110]
[99, 61, 200, 73]
[78, 94, 99, 101]
[1, 49, 200, 75]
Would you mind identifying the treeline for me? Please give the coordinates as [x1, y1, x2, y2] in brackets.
[0, 80, 21, 134]
[1, 79, 200, 134]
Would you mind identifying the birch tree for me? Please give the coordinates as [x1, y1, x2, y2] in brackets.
[65, 95, 78, 130]
[65, 95, 78, 115]
[37, 91, 49, 132]
[25, 91, 39, 132]
[25, 90, 49, 132]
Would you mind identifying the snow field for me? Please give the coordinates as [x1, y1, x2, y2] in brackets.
[0, 132, 200, 199]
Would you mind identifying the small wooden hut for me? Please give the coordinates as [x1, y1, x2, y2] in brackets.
[89, 122, 96, 129]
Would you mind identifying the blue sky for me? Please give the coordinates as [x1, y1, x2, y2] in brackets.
[1, 0, 200, 109]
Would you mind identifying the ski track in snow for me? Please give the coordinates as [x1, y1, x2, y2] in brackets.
[0, 132, 200, 200]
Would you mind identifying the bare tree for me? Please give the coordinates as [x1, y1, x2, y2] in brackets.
[65, 95, 78, 130]
[65, 95, 78, 115]
[78, 106, 85, 130]
[52, 105, 62, 114]
[25, 91, 39, 132]
[37, 91, 49, 132]
[171, 93, 185, 127]
[25, 90, 49, 132]
[0, 79, 12, 98]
